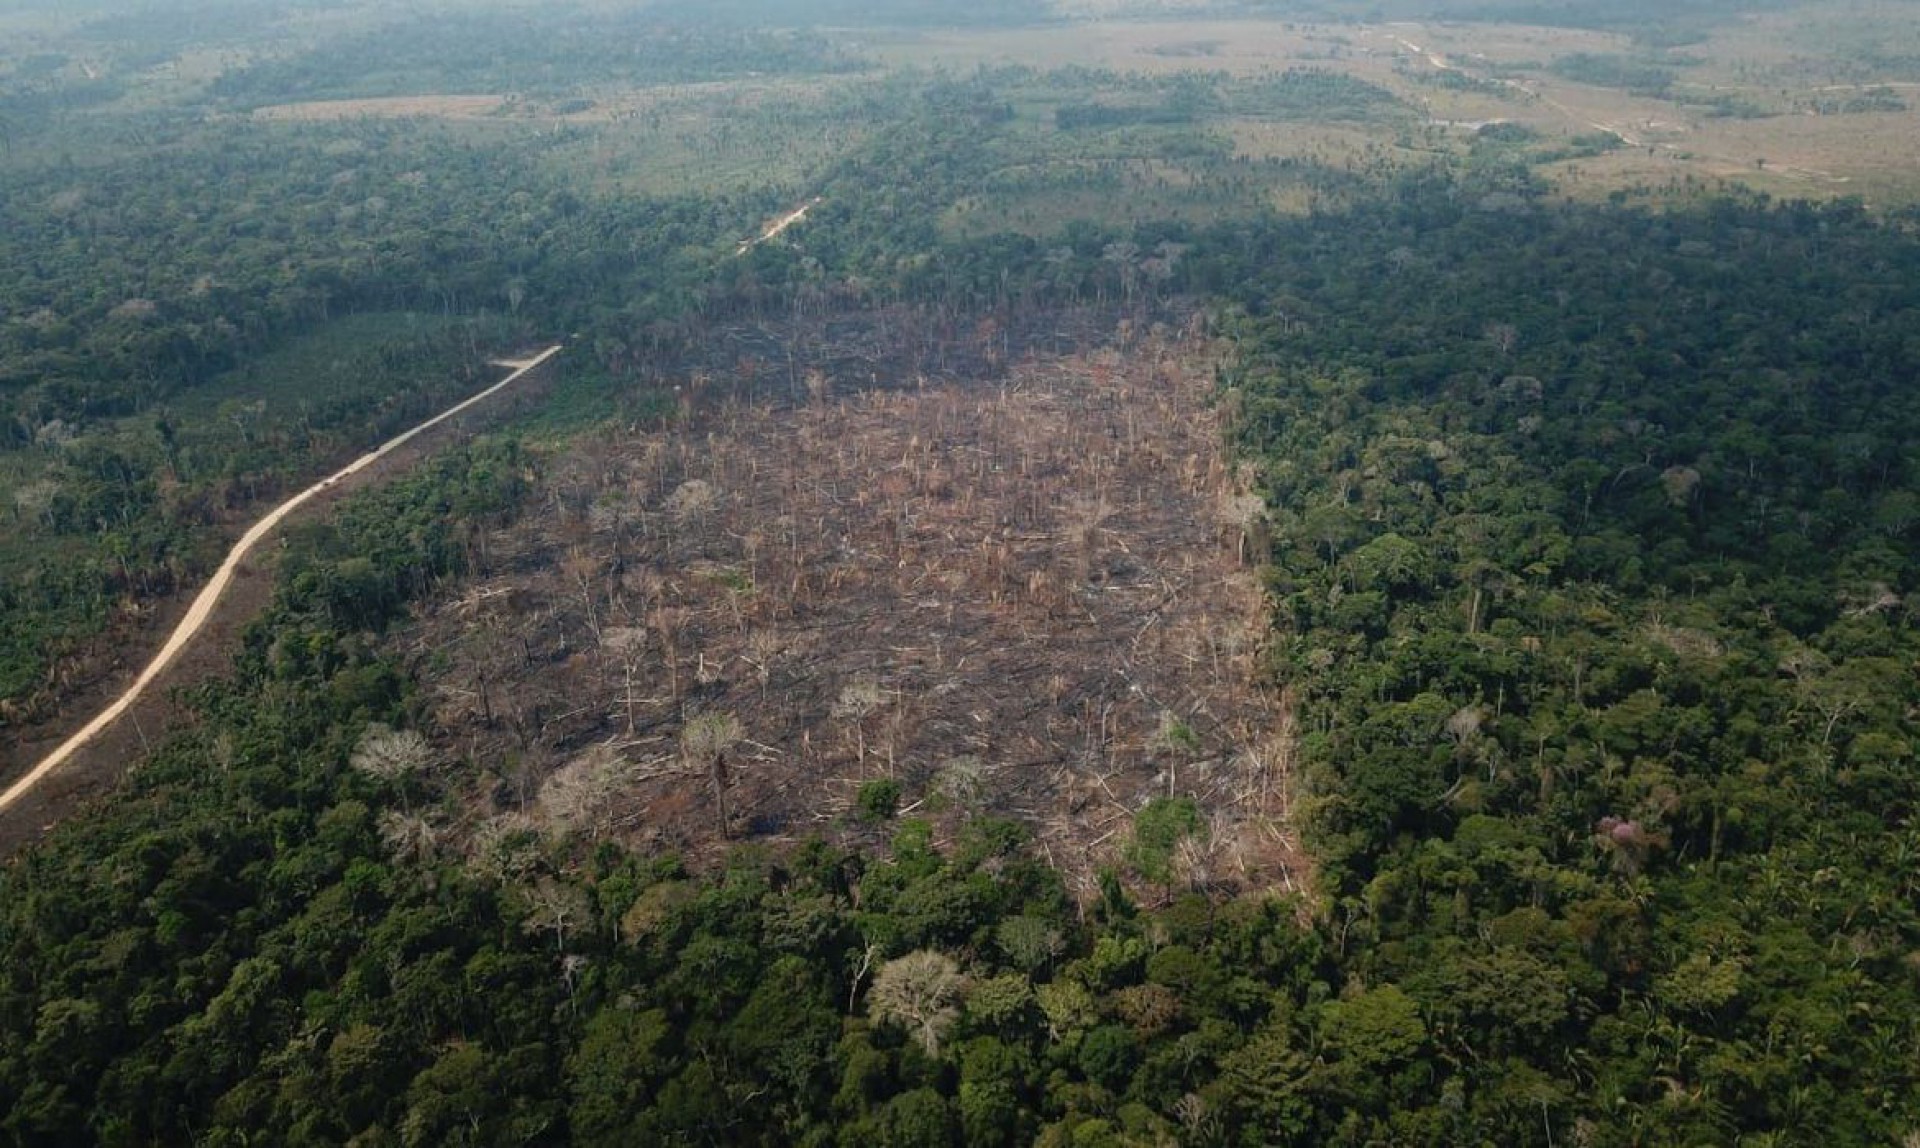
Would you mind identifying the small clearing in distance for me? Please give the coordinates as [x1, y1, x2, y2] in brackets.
[250, 94, 511, 121]
[738, 196, 824, 255]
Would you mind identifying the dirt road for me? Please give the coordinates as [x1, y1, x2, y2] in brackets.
[0, 344, 563, 816]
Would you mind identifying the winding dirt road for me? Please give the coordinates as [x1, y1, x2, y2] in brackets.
[0, 344, 563, 816]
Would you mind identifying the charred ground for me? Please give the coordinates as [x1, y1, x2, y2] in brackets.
[392, 311, 1304, 897]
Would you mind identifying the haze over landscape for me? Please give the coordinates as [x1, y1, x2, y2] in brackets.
[4, 0, 1920, 1143]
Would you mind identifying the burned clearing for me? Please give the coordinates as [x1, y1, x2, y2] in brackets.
[398, 322, 1302, 899]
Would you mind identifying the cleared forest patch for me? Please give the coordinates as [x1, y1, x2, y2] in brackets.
[400, 324, 1303, 899]
[250, 94, 512, 121]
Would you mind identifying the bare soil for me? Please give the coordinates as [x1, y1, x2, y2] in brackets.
[402, 323, 1305, 898]
[737, 197, 823, 255]
[251, 95, 512, 121]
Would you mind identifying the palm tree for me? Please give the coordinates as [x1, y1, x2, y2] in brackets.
[682, 712, 744, 836]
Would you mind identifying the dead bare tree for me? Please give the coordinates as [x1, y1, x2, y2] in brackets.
[522, 876, 594, 953]
[744, 629, 782, 694]
[600, 626, 650, 734]
[868, 950, 968, 1056]
[832, 678, 886, 773]
[561, 546, 604, 643]
[538, 742, 631, 840]
[350, 724, 436, 783]
[649, 605, 687, 701]
[378, 810, 442, 866]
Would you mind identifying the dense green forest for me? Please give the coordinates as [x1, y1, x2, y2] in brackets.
[6, 0, 1920, 1143]
[1210, 187, 1920, 1141]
